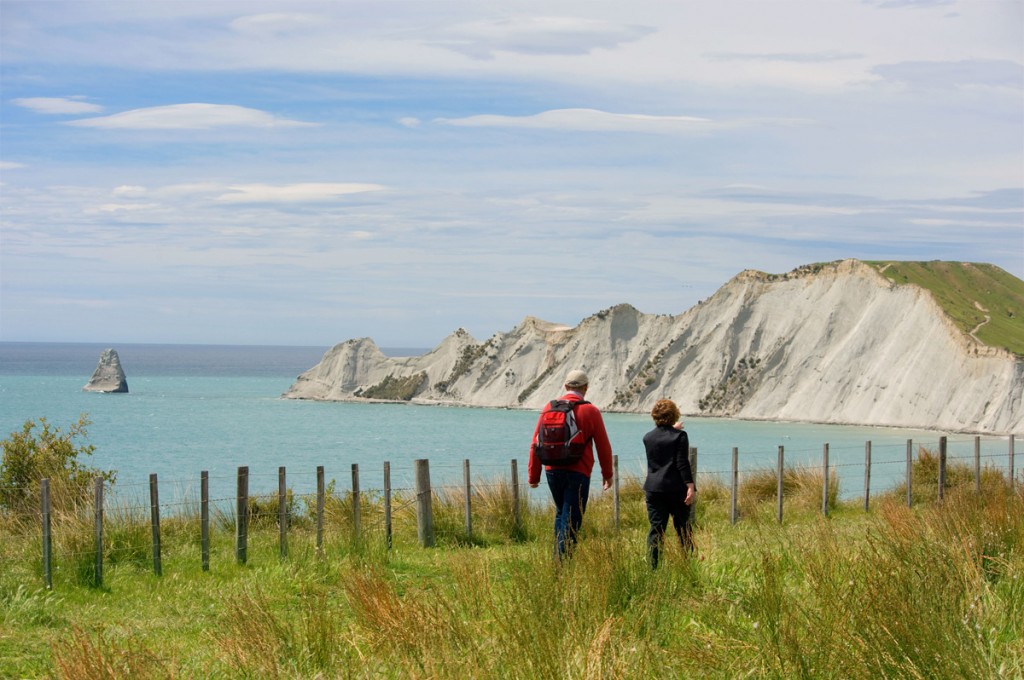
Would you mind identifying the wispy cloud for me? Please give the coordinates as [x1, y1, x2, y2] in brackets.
[705, 51, 863, 63]
[426, 16, 655, 59]
[435, 108, 718, 133]
[228, 12, 322, 37]
[215, 183, 387, 203]
[14, 96, 104, 114]
[112, 185, 149, 197]
[66, 103, 317, 130]
[92, 202, 162, 213]
[867, 0, 955, 8]
[872, 59, 1024, 89]
[435, 108, 813, 134]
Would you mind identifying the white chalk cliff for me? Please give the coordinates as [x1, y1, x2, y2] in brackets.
[283, 260, 1023, 434]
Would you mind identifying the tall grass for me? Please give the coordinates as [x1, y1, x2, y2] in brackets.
[890, 444, 1008, 504]
[50, 626, 173, 680]
[738, 465, 840, 517]
[216, 583, 359, 678]
[2, 462, 1021, 678]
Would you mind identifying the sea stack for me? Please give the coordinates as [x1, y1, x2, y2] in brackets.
[83, 348, 129, 393]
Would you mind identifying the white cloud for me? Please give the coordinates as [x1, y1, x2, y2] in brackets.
[399, 117, 421, 128]
[872, 59, 1024, 89]
[705, 51, 863, 63]
[66, 103, 316, 130]
[435, 108, 720, 133]
[4, 2, 1016, 94]
[228, 13, 321, 37]
[13, 96, 104, 114]
[93, 203, 161, 213]
[0, 161, 26, 170]
[156, 182, 230, 197]
[434, 108, 813, 134]
[427, 16, 655, 59]
[867, 0, 955, 8]
[215, 183, 387, 203]
[112, 185, 148, 196]
[908, 218, 1014, 228]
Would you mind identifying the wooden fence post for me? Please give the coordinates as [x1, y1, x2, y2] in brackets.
[821, 443, 830, 517]
[415, 459, 434, 548]
[613, 454, 620, 531]
[730, 447, 739, 525]
[150, 473, 162, 577]
[938, 436, 947, 502]
[352, 463, 361, 543]
[93, 476, 104, 587]
[776, 446, 784, 524]
[41, 478, 52, 589]
[463, 459, 472, 540]
[864, 441, 872, 512]
[236, 466, 248, 565]
[974, 436, 981, 495]
[278, 466, 288, 560]
[384, 461, 392, 550]
[316, 466, 325, 555]
[511, 459, 521, 534]
[201, 471, 210, 572]
[906, 439, 914, 508]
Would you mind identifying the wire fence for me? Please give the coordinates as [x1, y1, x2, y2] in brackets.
[1, 433, 1018, 589]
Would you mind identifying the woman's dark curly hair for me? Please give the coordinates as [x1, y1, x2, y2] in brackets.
[650, 399, 680, 427]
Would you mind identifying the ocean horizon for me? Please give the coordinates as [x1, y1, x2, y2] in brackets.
[1, 342, 1016, 509]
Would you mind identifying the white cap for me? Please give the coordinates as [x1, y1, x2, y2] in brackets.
[564, 369, 589, 387]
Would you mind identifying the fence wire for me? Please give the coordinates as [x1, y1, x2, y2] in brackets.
[4, 434, 1019, 589]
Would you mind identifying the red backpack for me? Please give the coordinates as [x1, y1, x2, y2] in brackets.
[533, 400, 590, 465]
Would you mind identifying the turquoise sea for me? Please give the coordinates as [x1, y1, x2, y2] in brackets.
[1, 342, 1016, 509]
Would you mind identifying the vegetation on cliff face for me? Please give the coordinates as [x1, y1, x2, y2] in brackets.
[867, 261, 1024, 356]
[517, 364, 555, 404]
[434, 339, 494, 396]
[356, 372, 427, 401]
[698, 355, 764, 413]
[612, 345, 670, 408]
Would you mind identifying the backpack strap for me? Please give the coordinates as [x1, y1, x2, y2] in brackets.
[550, 399, 589, 408]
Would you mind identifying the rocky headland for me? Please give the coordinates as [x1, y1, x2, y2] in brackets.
[283, 259, 1023, 434]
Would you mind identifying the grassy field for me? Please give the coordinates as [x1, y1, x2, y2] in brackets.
[1, 458, 1022, 679]
[866, 260, 1024, 356]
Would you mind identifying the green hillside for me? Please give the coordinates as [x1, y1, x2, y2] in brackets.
[866, 261, 1024, 356]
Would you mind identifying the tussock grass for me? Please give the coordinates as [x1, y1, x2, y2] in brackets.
[888, 445, 1009, 504]
[51, 625, 173, 680]
[3, 468, 1022, 678]
[215, 582, 358, 678]
[739, 465, 840, 517]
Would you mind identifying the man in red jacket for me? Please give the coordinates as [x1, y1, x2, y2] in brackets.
[529, 369, 614, 559]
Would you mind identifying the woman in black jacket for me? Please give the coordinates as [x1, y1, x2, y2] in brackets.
[642, 399, 695, 568]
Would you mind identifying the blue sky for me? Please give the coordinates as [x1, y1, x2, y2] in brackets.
[1, 0, 1022, 348]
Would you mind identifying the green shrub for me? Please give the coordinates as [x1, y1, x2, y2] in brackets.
[247, 488, 297, 529]
[0, 415, 115, 515]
